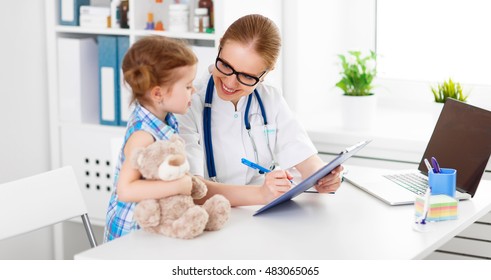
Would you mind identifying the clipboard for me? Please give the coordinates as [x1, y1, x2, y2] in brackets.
[253, 139, 372, 216]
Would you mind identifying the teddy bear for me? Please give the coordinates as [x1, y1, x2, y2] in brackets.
[132, 134, 231, 239]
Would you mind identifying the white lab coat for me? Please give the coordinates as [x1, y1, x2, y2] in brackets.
[177, 74, 317, 185]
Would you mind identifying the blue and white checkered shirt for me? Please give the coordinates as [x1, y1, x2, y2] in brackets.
[103, 102, 179, 242]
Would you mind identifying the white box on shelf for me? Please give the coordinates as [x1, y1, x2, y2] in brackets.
[79, 14, 109, 28]
[57, 37, 100, 124]
[79, 5, 110, 16]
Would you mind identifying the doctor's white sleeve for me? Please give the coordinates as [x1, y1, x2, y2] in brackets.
[176, 96, 206, 178]
[274, 94, 318, 170]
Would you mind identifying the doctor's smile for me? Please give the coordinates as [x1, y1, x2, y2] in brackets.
[221, 83, 238, 95]
[213, 43, 269, 105]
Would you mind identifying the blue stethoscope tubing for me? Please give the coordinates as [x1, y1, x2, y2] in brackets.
[203, 76, 271, 182]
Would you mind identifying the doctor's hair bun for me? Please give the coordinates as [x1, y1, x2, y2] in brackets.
[122, 36, 198, 105]
[220, 14, 281, 70]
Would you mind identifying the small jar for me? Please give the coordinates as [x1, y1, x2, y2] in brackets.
[169, 4, 189, 32]
[193, 8, 209, 33]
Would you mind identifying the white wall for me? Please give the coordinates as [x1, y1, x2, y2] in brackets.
[282, 0, 376, 122]
[375, 0, 491, 112]
[0, 1, 52, 259]
[377, 0, 491, 85]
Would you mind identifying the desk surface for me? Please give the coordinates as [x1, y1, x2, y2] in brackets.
[76, 178, 491, 260]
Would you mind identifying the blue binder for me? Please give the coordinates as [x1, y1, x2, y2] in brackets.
[59, 0, 90, 26]
[117, 36, 131, 127]
[98, 35, 119, 126]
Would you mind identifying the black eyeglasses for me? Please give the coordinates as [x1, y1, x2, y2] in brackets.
[215, 48, 267, 87]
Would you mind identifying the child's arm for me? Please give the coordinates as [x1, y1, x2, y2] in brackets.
[116, 131, 193, 202]
[193, 178, 270, 206]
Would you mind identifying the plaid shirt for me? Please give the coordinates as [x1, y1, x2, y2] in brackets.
[103, 103, 179, 242]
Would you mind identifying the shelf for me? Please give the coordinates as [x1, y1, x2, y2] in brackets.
[133, 30, 216, 41]
[58, 121, 126, 135]
[55, 25, 131, 36]
[55, 25, 217, 41]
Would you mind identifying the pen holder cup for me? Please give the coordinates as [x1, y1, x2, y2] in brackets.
[428, 168, 456, 198]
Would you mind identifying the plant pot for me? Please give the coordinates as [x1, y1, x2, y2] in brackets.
[341, 94, 377, 131]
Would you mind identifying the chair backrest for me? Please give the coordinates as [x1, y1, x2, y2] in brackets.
[0, 166, 97, 247]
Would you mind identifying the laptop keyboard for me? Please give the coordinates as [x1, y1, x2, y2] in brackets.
[383, 172, 429, 195]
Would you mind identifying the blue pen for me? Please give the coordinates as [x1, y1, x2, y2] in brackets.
[241, 158, 271, 174]
[431, 157, 441, 173]
[241, 158, 297, 186]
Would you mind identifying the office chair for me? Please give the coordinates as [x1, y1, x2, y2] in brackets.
[0, 166, 97, 248]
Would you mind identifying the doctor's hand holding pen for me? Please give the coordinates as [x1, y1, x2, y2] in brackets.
[241, 158, 296, 199]
[258, 164, 344, 201]
[242, 158, 344, 199]
[261, 169, 296, 199]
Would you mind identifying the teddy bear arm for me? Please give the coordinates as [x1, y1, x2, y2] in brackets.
[189, 174, 207, 199]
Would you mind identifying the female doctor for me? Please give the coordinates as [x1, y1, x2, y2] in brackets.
[177, 14, 343, 206]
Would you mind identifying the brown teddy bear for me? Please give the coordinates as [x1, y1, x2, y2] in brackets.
[132, 134, 231, 239]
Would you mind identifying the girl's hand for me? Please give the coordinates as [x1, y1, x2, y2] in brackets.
[176, 175, 193, 196]
[260, 169, 294, 202]
[314, 165, 344, 194]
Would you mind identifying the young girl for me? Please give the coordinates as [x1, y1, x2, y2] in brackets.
[104, 36, 198, 242]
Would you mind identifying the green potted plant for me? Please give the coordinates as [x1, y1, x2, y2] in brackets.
[335, 50, 378, 131]
[430, 78, 469, 103]
[336, 50, 377, 96]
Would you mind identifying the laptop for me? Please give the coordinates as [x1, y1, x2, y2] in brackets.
[254, 139, 371, 215]
[344, 98, 491, 205]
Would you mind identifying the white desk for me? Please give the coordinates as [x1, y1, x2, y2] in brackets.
[75, 180, 491, 260]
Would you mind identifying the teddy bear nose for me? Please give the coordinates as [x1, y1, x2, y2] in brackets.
[168, 154, 185, 166]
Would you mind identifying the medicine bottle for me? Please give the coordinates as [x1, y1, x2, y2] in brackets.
[169, 4, 189, 32]
[119, 0, 129, 29]
[193, 8, 209, 33]
[198, 0, 214, 28]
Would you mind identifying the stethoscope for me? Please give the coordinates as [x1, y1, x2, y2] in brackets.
[203, 76, 277, 182]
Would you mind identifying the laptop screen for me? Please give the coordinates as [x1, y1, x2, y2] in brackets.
[417, 98, 491, 197]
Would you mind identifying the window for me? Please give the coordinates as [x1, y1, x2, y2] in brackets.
[377, 0, 491, 85]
